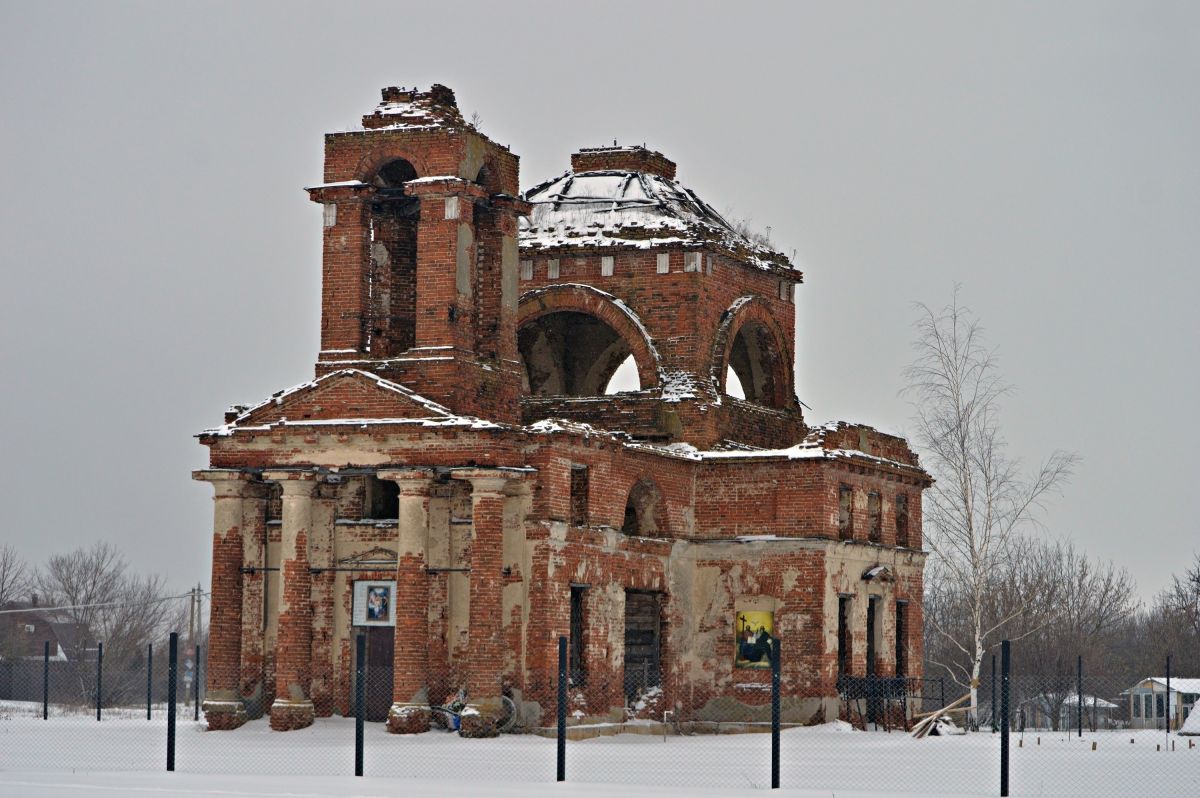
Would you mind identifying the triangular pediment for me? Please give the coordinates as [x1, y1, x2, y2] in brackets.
[233, 369, 460, 427]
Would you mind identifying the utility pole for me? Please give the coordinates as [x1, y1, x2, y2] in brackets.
[186, 585, 197, 709]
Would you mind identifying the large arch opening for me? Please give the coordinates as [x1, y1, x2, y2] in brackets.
[367, 158, 419, 356]
[727, 322, 785, 407]
[712, 297, 794, 410]
[622, 479, 664, 537]
[519, 311, 638, 396]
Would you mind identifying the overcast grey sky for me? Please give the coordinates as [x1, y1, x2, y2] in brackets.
[1, 1, 1196, 605]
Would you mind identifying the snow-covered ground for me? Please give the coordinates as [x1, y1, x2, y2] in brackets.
[1, 704, 1196, 797]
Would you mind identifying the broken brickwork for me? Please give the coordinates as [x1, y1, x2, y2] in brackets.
[195, 85, 930, 736]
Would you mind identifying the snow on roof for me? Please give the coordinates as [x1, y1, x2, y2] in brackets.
[359, 85, 467, 132]
[1131, 678, 1200, 694]
[199, 369, 501, 437]
[520, 169, 796, 273]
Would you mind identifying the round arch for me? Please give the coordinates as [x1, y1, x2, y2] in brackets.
[621, 477, 667, 537]
[517, 284, 661, 396]
[353, 147, 431, 186]
[710, 296, 794, 409]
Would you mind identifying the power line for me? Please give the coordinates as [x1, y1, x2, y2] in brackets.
[0, 590, 208, 616]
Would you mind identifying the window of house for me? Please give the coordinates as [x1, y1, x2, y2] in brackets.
[570, 465, 589, 527]
[684, 252, 700, 272]
[838, 485, 853, 540]
[895, 494, 909, 547]
[1157, 694, 1165, 718]
[895, 601, 907, 676]
[837, 596, 851, 677]
[1144, 694, 1153, 719]
[547, 258, 560, 279]
[520, 259, 533, 280]
[1134, 694, 1142, 717]
[656, 253, 670, 274]
[570, 585, 587, 686]
[601, 255, 614, 277]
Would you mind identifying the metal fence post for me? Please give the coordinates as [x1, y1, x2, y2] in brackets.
[1165, 654, 1171, 739]
[771, 636, 781, 789]
[194, 644, 201, 722]
[1001, 639, 1010, 798]
[96, 641, 103, 721]
[557, 635, 567, 782]
[940, 677, 945, 709]
[168, 632, 178, 772]
[355, 634, 365, 777]
[1077, 655, 1083, 738]
[147, 643, 153, 720]
[42, 640, 49, 720]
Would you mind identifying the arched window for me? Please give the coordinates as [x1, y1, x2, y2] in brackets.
[367, 158, 419, 356]
[622, 479, 664, 537]
[519, 311, 639, 397]
[726, 322, 786, 408]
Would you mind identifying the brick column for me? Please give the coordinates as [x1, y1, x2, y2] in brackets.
[381, 469, 434, 734]
[238, 481, 269, 718]
[454, 470, 511, 737]
[266, 472, 318, 731]
[193, 470, 258, 730]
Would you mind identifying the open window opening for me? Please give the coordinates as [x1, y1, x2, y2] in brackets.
[725, 366, 746, 400]
[569, 585, 587, 687]
[621, 479, 663, 537]
[837, 595, 851, 677]
[364, 476, 399, 520]
[866, 596, 879, 676]
[518, 311, 637, 397]
[368, 158, 419, 357]
[725, 322, 786, 407]
[895, 601, 908, 676]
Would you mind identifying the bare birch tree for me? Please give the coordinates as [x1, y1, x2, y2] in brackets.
[0, 544, 29, 607]
[905, 290, 1077, 725]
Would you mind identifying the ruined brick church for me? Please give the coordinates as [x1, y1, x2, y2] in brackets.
[195, 85, 929, 735]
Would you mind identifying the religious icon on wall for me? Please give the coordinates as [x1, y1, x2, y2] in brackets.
[353, 580, 397, 626]
[735, 610, 775, 669]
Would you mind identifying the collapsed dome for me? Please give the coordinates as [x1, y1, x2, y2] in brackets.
[520, 146, 795, 272]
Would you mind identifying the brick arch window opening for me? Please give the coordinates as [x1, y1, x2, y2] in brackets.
[518, 311, 643, 397]
[726, 322, 786, 408]
[367, 157, 419, 357]
[621, 479, 663, 537]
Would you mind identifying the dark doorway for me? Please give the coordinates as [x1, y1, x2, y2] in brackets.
[352, 626, 394, 722]
[623, 590, 662, 701]
[837, 596, 851, 677]
[866, 597, 878, 676]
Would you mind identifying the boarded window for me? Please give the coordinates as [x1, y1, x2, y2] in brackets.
[520, 259, 533, 280]
[656, 253, 670, 274]
[705, 254, 714, 275]
[600, 255, 614, 277]
[624, 590, 662, 700]
[444, 196, 459, 219]
[570, 585, 587, 686]
[547, 258, 560, 279]
[323, 203, 337, 228]
[895, 494, 909, 547]
[684, 252, 700, 272]
[778, 281, 791, 301]
[868, 492, 882, 543]
[895, 601, 907, 676]
[838, 485, 853, 540]
[570, 465, 589, 527]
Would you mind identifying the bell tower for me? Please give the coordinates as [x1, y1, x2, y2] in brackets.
[307, 85, 528, 423]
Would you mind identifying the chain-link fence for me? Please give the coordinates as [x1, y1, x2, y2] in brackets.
[2, 634, 1197, 796]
